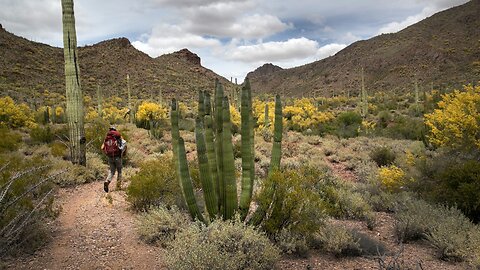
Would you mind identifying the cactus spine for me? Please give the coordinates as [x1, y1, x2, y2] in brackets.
[172, 78, 282, 222]
[61, 0, 86, 165]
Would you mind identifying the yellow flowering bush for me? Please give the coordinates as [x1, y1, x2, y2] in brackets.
[85, 107, 99, 122]
[405, 150, 416, 166]
[102, 105, 129, 124]
[0, 96, 36, 128]
[360, 120, 376, 135]
[284, 98, 334, 131]
[229, 105, 240, 128]
[136, 102, 168, 122]
[378, 165, 406, 192]
[425, 85, 480, 150]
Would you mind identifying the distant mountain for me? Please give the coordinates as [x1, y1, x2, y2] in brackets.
[248, 0, 480, 97]
[0, 25, 233, 105]
[246, 63, 283, 80]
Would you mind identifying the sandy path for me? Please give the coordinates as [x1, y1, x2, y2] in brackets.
[7, 182, 165, 270]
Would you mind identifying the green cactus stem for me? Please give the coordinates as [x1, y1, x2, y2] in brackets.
[177, 137, 205, 223]
[269, 94, 282, 173]
[239, 79, 254, 220]
[214, 79, 225, 213]
[221, 96, 238, 219]
[61, 0, 86, 165]
[195, 117, 218, 219]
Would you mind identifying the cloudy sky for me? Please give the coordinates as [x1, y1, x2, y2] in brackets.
[0, 0, 469, 82]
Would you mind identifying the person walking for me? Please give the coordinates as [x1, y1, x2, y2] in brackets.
[101, 126, 126, 192]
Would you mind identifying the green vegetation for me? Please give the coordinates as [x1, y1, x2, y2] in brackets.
[164, 218, 280, 270]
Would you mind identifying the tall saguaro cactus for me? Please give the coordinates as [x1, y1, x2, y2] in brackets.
[171, 78, 283, 222]
[127, 74, 134, 124]
[96, 84, 103, 117]
[62, 0, 86, 165]
[360, 67, 368, 117]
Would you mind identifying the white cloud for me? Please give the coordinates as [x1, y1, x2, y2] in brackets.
[315, 43, 346, 59]
[227, 37, 319, 63]
[377, 0, 468, 34]
[377, 6, 436, 34]
[145, 0, 248, 8]
[132, 24, 221, 57]
[0, 0, 61, 43]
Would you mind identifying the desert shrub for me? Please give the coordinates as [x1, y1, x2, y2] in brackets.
[0, 154, 58, 257]
[378, 165, 407, 192]
[334, 111, 362, 138]
[394, 199, 438, 242]
[126, 156, 182, 211]
[0, 128, 22, 153]
[395, 198, 480, 264]
[85, 118, 110, 155]
[425, 208, 480, 263]
[331, 189, 375, 228]
[370, 146, 396, 167]
[273, 228, 309, 256]
[253, 168, 326, 238]
[178, 118, 195, 132]
[165, 218, 280, 270]
[376, 110, 392, 128]
[86, 152, 107, 180]
[430, 161, 480, 223]
[51, 160, 96, 187]
[313, 223, 360, 256]
[50, 141, 68, 158]
[137, 205, 190, 247]
[382, 116, 424, 140]
[425, 85, 480, 151]
[29, 125, 54, 144]
[0, 96, 36, 128]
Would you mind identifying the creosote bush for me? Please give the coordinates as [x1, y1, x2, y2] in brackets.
[29, 125, 54, 144]
[370, 146, 396, 167]
[0, 128, 22, 153]
[137, 205, 190, 247]
[254, 168, 326, 238]
[126, 156, 182, 211]
[395, 198, 480, 265]
[165, 218, 280, 270]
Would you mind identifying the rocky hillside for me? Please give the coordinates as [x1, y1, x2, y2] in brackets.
[0, 25, 232, 104]
[248, 0, 480, 97]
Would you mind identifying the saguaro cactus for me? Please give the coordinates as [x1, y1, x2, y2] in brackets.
[96, 84, 103, 117]
[360, 67, 368, 117]
[127, 74, 134, 124]
[61, 0, 86, 165]
[171, 78, 283, 222]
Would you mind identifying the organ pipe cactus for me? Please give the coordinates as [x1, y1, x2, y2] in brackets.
[61, 0, 86, 165]
[171, 78, 283, 222]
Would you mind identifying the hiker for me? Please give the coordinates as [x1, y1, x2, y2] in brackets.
[101, 126, 127, 192]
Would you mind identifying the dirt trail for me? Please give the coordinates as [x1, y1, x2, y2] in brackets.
[8, 182, 165, 270]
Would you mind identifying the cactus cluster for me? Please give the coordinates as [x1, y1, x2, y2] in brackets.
[171, 78, 283, 222]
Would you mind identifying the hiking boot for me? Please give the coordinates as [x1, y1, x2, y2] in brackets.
[116, 181, 122, 190]
[104, 181, 110, 193]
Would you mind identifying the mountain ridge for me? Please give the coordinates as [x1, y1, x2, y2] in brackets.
[0, 26, 232, 105]
[248, 0, 480, 97]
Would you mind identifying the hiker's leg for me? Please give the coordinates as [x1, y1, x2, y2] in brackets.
[104, 156, 115, 192]
[106, 156, 116, 183]
[115, 156, 123, 189]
